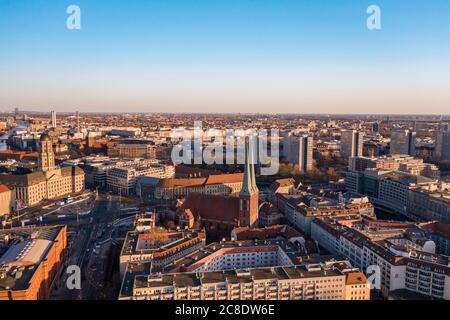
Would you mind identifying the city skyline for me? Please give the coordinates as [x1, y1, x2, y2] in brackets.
[1, 0, 450, 114]
[2, 0, 450, 307]
[1, 106, 450, 302]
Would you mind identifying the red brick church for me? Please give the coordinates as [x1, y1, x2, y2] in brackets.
[178, 140, 259, 241]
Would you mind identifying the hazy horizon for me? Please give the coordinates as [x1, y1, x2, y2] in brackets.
[1, 0, 450, 114]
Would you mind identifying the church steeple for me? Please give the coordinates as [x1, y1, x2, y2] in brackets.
[240, 137, 259, 197]
[239, 137, 259, 228]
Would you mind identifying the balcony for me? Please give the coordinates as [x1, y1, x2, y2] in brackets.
[418, 276, 431, 283]
[190, 293, 201, 299]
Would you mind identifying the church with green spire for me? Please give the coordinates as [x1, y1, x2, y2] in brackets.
[178, 138, 260, 241]
[239, 138, 259, 228]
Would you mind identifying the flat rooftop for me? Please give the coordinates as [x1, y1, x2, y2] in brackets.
[162, 239, 305, 273]
[120, 229, 204, 256]
[143, 265, 342, 289]
[0, 225, 65, 292]
[119, 263, 346, 298]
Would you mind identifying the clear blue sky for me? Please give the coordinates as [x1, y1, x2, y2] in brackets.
[1, 0, 449, 114]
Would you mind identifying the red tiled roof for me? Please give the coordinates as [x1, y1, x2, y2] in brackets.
[346, 272, 368, 285]
[362, 217, 416, 229]
[419, 221, 450, 239]
[157, 173, 243, 188]
[205, 173, 243, 185]
[269, 178, 295, 192]
[175, 166, 222, 177]
[158, 177, 207, 188]
[232, 225, 302, 241]
[0, 150, 38, 161]
[0, 184, 11, 193]
[181, 193, 240, 223]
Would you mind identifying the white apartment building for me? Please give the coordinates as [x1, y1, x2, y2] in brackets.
[107, 163, 175, 195]
[130, 267, 346, 301]
[121, 264, 369, 301]
[278, 193, 373, 236]
[311, 218, 450, 299]
[119, 229, 206, 277]
[346, 168, 438, 217]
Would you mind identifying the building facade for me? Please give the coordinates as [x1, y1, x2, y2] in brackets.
[0, 134, 85, 207]
[0, 185, 13, 216]
[289, 135, 314, 172]
[0, 225, 67, 300]
[311, 217, 450, 299]
[178, 140, 260, 241]
[390, 130, 416, 155]
[107, 163, 175, 195]
[119, 250, 370, 301]
[341, 130, 363, 160]
[155, 173, 243, 200]
[434, 126, 450, 161]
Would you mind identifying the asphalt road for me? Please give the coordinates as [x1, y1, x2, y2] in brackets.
[2, 191, 96, 228]
[50, 193, 136, 300]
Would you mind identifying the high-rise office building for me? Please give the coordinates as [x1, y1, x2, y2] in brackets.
[51, 110, 57, 128]
[341, 130, 363, 159]
[390, 129, 416, 155]
[288, 135, 313, 172]
[434, 124, 450, 161]
[282, 129, 292, 158]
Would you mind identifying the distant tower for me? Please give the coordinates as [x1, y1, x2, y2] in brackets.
[14, 107, 19, 119]
[372, 122, 380, 134]
[434, 123, 450, 161]
[76, 111, 80, 131]
[288, 135, 313, 172]
[38, 133, 55, 172]
[239, 138, 259, 228]
[51, 110, 57, 128]
[86, 131, 96, 149]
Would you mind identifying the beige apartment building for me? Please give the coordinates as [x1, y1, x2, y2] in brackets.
[125, 265, 369, 300]
[107, 163, 175, 195]
[108, 140, 156, 159]
[348, 155, 439, 179]
[155, 173, 244, 200]
[0, 184, 13, 216]
[344, 272, 371, 300]
[119, 237, 371, 300]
